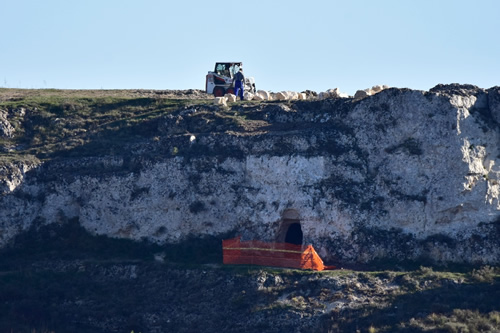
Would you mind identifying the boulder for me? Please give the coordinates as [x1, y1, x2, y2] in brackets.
[226, 94, 237, 103]
[275, 92, 288, 101]
[253, 94, 264, 101]
[354, 85, 389, 100]
[319, 88, 349, 100]
[354, 89, 371, 100]
[326, 88, 339, 97]
[259, 91, 305, 101]
[284, 91, 295, 100]
[256, 90, 271, 100]
[289, 92, 300, 100]
[302, 90, 318, 99]
[214, 97, 228, 106]
[243, 92, 255, 101]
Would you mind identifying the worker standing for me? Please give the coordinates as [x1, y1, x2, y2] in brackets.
[233, 67, 245, 100]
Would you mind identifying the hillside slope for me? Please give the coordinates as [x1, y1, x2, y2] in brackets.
[1, 221, 499, 333]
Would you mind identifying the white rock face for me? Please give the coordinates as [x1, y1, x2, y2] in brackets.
[0, 85, 499, 264]
[348, 89, 499, 235]
[0, 160, 40, 195]
[0, 110, 15, 138]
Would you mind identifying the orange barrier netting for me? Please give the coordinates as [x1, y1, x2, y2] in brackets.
[222, 236, 333, 271]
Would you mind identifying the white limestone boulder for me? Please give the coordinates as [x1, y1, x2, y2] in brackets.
[289, 91, 299, 100]
[354, 89, 371, 100]
[275, 92, 288, 101]
[253, 94, 264, 101]
[226, 94, 237, 103]
[243, 92, 255, 101]
[354, 85, 390, 100]
[326, 88, 339, 97]
[214, 96, 228, 106]
[319, 88, 349, 100]
[256, 90, 271, 100]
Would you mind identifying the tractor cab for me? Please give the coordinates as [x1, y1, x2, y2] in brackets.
[206, 62, 255, 97]
[214, 62, 241, 79]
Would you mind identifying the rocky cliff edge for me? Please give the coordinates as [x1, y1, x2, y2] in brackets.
[0, 84, 499, 264]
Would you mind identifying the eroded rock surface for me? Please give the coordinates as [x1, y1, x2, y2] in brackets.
[0, 85, 499, 264]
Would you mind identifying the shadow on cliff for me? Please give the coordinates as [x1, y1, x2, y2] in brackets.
[0, 217, 230, 270]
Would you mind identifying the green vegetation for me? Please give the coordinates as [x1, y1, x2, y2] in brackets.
[0, 89, 209, 162]
[324, 265, 500, 332]
[0, 88, 278, 166]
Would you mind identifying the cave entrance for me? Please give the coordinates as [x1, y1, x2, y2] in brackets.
[277, 209, 303, 245]
[285, 223, 303, 245]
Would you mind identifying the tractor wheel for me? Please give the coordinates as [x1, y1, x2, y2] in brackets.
[226, 87, 235, 95]
[213, 86, 225, 97]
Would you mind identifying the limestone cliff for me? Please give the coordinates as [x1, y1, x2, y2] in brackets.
[0, 85, 499, 264]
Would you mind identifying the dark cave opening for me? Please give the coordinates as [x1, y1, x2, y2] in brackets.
[284, 222, 303, 245]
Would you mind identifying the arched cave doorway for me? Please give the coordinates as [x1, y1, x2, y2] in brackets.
[277, 209, 303, 245]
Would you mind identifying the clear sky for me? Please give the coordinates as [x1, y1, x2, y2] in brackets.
[2, 0, 499, 95]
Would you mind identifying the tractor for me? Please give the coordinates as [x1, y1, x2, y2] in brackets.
[205, 62, 256, 97]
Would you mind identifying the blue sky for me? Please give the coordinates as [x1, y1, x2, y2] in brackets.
[2, 0, 499, 95]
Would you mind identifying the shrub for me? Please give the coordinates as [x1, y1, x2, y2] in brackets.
[470, 265, 496, 283]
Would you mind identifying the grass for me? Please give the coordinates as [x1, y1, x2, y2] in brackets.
[0, 89, 210, 162]
[402, 309, 500, 332]
[1, 88, 351, 166]
[0, 88, 278, 167]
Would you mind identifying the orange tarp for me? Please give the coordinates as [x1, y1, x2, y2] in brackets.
[222, 236, 331, 271]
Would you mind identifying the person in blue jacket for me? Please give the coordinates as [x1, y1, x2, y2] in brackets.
[233, 67, 245, 100]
